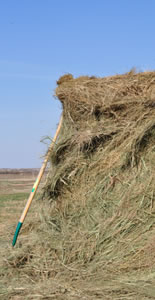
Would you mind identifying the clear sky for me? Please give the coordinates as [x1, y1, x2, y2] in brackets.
[0, 0, 155, 168]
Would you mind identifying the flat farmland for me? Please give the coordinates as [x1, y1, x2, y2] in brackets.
[0, 169, 44, 194]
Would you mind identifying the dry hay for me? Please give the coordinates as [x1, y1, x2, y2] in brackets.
[1, 71, 155, 299]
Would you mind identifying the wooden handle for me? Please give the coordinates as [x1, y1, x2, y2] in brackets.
[12, 115, 63, 246]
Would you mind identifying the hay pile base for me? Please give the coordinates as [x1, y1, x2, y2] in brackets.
[2, 71, 155, 299]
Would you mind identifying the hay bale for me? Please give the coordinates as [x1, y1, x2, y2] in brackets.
[42, 71, 155, 298]
[3, 71, 155, 299]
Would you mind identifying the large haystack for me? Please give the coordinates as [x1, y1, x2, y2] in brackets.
[3, 71, 155, 299]
[43, 71, 155, 298]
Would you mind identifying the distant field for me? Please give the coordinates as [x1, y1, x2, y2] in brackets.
[0, 168, 47, 194]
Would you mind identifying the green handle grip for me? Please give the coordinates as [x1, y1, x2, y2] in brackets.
[12, 222, 23, 247]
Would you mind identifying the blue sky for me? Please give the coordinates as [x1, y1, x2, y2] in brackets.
[0, 0, 155, 168]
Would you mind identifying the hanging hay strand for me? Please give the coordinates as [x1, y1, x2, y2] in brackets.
[2, 71, 155, 299]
